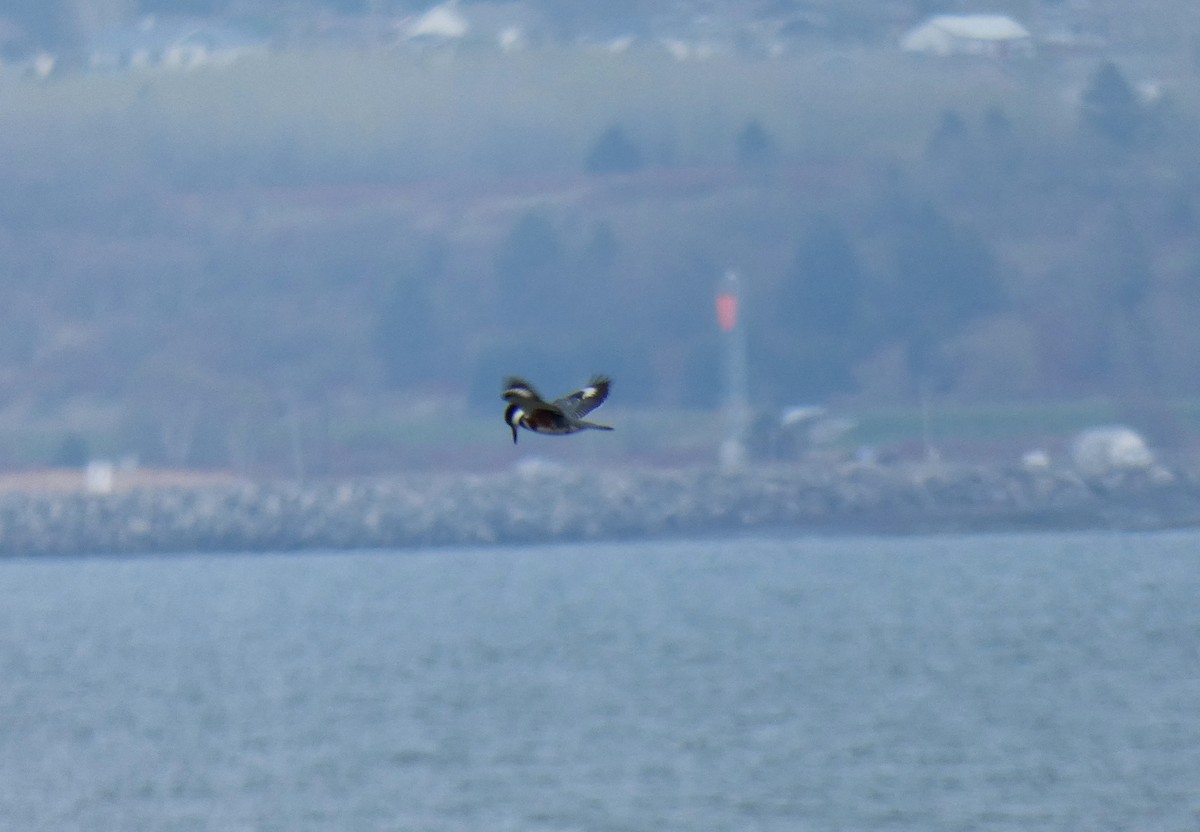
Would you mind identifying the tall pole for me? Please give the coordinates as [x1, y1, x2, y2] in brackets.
[716, 270, 749, 469]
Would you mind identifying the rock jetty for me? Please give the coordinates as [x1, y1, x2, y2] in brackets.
[1, 461, 1199, 557]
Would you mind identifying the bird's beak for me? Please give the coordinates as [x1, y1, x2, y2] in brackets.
[511, 423, 519, 444]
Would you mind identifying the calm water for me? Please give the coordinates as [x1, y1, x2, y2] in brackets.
[0, 531, 1197, 831]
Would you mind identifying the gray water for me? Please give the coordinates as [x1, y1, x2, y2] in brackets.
[0, 532, 1197, 832]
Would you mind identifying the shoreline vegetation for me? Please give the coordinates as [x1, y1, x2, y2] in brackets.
[2, 459, 1197, 557]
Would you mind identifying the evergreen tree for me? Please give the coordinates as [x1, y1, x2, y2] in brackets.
[887, 203, 1005, 388]
[781, 213, 863, 336]
[736, 118, 777, 167]
[982, 105, 1012, 141]
[373, 273, 438, 388]
[768, 214, 867, 399]
[52, 433, 90, 467]
[1102, 207, 1153, 313]
[925, 108, 968, 161]
[1081, 61, 1144, 149]
[490, 212, 577, 383]
[585, 124, 643, 174]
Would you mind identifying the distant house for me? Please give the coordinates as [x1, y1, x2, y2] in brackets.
[88, 17, 267, 72]
[405, 1, 469, 42]
[402, 1, 545, 52]
[466, 3, 546, 52]
[901, 14, 1033, 58]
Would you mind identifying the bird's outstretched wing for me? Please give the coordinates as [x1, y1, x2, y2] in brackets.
[553, 375, 611, 419]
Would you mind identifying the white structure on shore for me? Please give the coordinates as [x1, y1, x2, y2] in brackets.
[901, 14, 1033, 58]
[1070, 426, 1154, 479]
[88, 16, 267, 71]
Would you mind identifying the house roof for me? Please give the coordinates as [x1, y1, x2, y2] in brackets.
[408, 2, 469, 39]
[909, 14, 1031, 44]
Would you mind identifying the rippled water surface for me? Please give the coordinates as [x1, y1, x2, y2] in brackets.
[1, 531, 1198, 831]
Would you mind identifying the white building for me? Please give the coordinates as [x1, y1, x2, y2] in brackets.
[901, 14, 1033, 58]
[406, 1, 469, 41]
[403, 1, 543, 52]
[88, 17, 267, 72]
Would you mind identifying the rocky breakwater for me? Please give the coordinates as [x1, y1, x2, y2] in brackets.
[1, 459, 1199, 557]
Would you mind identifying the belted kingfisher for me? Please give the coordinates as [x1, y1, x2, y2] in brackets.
[502, 375, 614, 444]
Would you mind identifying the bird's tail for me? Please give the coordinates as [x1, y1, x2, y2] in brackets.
[580, 421, 614, 432]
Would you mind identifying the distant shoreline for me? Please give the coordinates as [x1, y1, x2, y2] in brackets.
[1, 461, 1197, 558]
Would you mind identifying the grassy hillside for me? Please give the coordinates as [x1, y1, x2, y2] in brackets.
[0, 46, 1075, 179]
[0, 45, 1199, 473]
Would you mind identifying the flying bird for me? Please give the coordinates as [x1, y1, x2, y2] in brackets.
[502, 375, 614, 444]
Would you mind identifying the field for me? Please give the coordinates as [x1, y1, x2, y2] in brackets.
[0, 45, 1085, 182]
